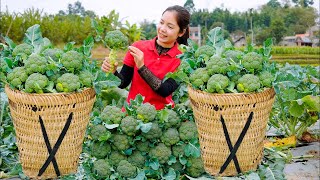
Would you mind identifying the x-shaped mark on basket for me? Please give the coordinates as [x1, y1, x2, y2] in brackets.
[37, 112, 73, 177]
[219, 112, 254, 174]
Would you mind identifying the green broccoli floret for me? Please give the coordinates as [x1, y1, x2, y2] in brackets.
[6, 67, 28, 88]
[0, 58, 9, 72]
[142, 122, 162, 140]
[128, 151, 146, 168]
[89, 124, 108, 140]
[194, 45, 215, 61]
[91, 141, 111, 159]
[25, 73, 49, 93]
[242, 52, 263, 72]
[78, 70, 94, 87]
[12, 43, 33, 60]
[237, 74, 261, 92]
[104, 30, 129, 72]
[172, 143, 187, 157]
[93, 159, 112, 178]
[259, 71, 274, 88]
[100, 105, 125, 124]
[149, 143, 172, 164]
[206, 74, 230, 93]
[205, 55, 230, 75]
[120, 116, 139, 136]
[169, 161, 184, 173]
[179, 121, 198, 142]
[189, 68, 210, 88]
[186, 157, 205, 177]
[42, 48, 63, 61]
[56, 73, 81, 92]
[224, 50, 243, 63]
[117, 160, 137, 178]
[61, 50, 83, 72]
[163, 109, 181, 129]
[136, 103, 157, 122]
[112, 134, 131, 151]
[161, 128, 180, 146]
[24, 54, 48, 74]
[108, 150, 127, 167]
[136, 141, 150, 153]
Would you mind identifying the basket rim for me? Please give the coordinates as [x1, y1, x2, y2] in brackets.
[5, 84, 95, 97]
[187, 85, 275, 97]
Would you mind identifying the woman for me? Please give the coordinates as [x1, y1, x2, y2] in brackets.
[101, 5, 190, 110]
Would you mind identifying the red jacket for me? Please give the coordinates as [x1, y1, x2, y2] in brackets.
[123, 37, 181, 110]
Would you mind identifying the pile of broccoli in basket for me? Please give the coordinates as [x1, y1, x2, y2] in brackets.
[169, 27, 277, 94]
[84, 95, 205, 179]
[1, 24, 96, 93]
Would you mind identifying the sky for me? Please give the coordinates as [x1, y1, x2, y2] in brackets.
[1, 0, 320, 24]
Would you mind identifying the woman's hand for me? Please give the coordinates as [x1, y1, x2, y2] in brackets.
[129, 46, 144, 69]
[101, 57, 118, 73]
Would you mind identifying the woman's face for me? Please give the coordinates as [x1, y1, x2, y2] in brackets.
[157, 10, 184, 47]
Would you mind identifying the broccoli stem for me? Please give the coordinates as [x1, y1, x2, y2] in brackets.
[108, 49, 117, 73]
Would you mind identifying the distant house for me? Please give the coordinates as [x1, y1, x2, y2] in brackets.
[189, 25, 201, 46]
[280, 25, 319, 47]
[230, 32, 246, 47]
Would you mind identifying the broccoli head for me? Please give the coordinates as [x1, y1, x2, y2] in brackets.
[161, 128, 180, 146]
[6, 67, 28, 88]
[142, 122, 162, 140]
[189, 68, 210, 88]
[136, 103, 157, 122]
[179, 121, 198, 142]
[42, 48, 63, 61]
[259, 71, 274, 88]
[206, 74, 230, 93]
[104, 30, 129, 72]
[100, 105, 125, 124]
[242, 52, 263, 72]
[169, 161, 184, 173]
[56, 73, 81, 92]
[93, 159, 112, 178]
[117, 160, 137, 178]
[186, 157, 205, 177]
[112, 134, 131, 151]
[128, 151, 146, 168]
[78, 70, 94, 87]
[163, 109, 181, 129]
[237, 74, 261, 92]
[12, 43, 33, 60]
[224, 50, 243, 63]
[90, 124, 108, 140]
[136, 141, 150, 153]
[149, 143, 172, 164]
[194, 45, 215, 61]
[108, 150, 127, 167]
[61, 50, 83, 72]
[172, 143, 187, 157]
[91, 141, 111, 159]
[25, 73, 49, 93]
[24, 54, 48, 74]
[205, 55, 230, 75]
[120, 116, 139, 136]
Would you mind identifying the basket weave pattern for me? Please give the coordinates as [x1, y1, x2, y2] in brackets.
[188, 87, 275, 176]
[5, 86, 96, 179]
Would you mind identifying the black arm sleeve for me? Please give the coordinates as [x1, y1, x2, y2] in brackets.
[138, 65, 179, 97]
[114, 64, 134, 89]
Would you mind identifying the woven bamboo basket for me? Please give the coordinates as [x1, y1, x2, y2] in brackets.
[5, 85, 96, 179]
[188, 86, 275, 176]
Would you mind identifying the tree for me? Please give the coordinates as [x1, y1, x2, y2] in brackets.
[139, 19, 157, 40]
[267, 0, 282, 8]
[270, 18, 287, 43]
[292, 0, 314, 7]
[184, 0, 196, 14]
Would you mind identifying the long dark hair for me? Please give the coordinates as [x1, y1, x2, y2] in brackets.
[163, 5, 190, 45]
